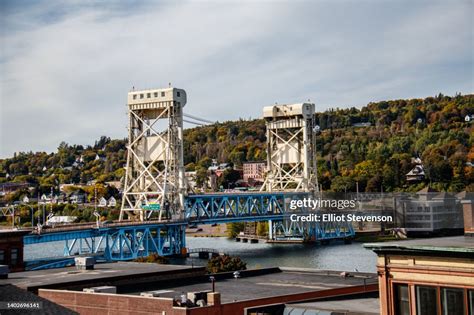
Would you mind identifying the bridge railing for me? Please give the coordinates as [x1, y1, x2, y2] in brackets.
[186, 248, 221, 254]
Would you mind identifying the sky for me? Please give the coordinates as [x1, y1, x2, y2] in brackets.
[0, 0, 472, 158]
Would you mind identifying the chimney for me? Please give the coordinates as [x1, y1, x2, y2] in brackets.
[207, 292, 221, 306]
[462, 199, 474, 236]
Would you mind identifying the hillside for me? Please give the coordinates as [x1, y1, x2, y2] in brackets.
[1, 93, 473, 198]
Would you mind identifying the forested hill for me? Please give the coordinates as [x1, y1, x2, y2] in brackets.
[1, 93, 473, 195]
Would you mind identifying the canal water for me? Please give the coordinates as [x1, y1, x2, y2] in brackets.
[185, 237, 377, 272]
[25, 237, 377, 272]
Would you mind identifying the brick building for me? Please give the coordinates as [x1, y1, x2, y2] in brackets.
[242, 162, 266, 184]
[0, 230, 29, 272]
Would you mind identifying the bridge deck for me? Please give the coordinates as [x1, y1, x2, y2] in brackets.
[19, 192, 354, 266]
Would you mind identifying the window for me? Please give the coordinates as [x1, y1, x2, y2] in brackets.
[154, 92, 158, 97]
[394, 284, 410, 315]
[140, 94, 144, 99]
[441, 287, 465, 315]
[469, 290, 473, 315]
[132, 94, 137, 100]
[416, 286, 438, 315]
[161, 91, 165, 97]
[177, 91, 181, 97]
[11, 248, 18, 265]
[147, 93, 151, 98]
[0, 250, 4, 264]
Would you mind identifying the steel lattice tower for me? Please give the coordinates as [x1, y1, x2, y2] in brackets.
[262, 103, 318, 193]
[120, 87, 186, 221]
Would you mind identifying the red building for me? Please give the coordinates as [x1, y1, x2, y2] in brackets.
[0, 230, 29, 272]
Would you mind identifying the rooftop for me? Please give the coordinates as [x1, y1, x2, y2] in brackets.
[3, 262, 204, 293]
[2, 263, 377, 303]
[286, 296, 380, 315]
[364, 236, 474, 256]
[125, 268, 377, 303]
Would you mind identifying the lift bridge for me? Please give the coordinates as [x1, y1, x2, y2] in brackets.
[23, 87, 354, 268]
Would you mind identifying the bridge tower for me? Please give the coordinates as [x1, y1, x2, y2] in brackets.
[120, 87, 186, 221]
[262, 103, 318, 193]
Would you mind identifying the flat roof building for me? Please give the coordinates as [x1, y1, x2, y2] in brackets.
[3, 263, 378, 315]
[243, 161, 266, 184]
[394, 189, 466, 234]
[365, 236, 474, 315]
[0, 229, 30, 272]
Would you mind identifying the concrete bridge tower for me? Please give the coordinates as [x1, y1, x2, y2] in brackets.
[120, 87, 186, 221]
[262, 103, 318, 193]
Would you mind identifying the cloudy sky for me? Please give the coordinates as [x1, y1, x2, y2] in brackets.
[0, 0, 472, 157]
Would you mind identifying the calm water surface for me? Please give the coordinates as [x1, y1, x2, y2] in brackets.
[25, 237, 377, 272]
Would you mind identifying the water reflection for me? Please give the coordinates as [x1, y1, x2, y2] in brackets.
[25, 237, 377, 273]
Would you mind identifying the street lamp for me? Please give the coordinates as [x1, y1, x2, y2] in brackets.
[209, 276, 215, 292]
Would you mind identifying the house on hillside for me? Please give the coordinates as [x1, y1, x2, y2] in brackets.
[40, 194, 52, 204]
[107, 197, 117, 207]
[98, 197, 107, 207]
[208, 160, 232, 178]
[243, 161, 266, 184]
[95, 154, 106, 162]
[69, 192, 86, 204]
[406, 157, 425, 182]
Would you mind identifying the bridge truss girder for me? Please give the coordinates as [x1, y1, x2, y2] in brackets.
[25, 224, 187, 265]
[271, 219, 355, 241]
[184, 192, 309, 222]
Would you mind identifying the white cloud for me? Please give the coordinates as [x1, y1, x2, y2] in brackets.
[0, 0, 472, 157]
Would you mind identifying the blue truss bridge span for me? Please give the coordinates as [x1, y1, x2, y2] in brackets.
[185, 191, 308, 224]
[23, 192, 355, 269]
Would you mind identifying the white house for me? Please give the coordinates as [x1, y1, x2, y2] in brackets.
[47, 216, 77, 225]
[69, 192, 85, 204]
[107, 197, 117, 207]
[40, 194, 51, 203]
[98, 197, 107, 207]
[95, 154, 106, 162]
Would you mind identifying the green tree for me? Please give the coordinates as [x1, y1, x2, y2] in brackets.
[207, 254, 247, 273]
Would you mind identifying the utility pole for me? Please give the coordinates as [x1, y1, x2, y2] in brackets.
[94, 186, 100, 229]
[50, 186, 53, 213]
